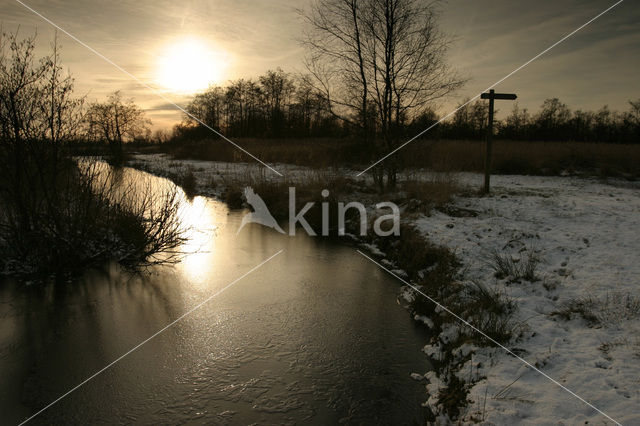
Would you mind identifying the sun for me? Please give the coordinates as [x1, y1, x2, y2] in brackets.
[157, 38, 227, 94]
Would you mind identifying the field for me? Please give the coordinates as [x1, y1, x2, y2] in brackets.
[143, 138, 640, 179]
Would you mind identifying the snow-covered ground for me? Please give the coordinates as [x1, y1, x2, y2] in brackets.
[129, 154, 640, 424]
[415, 174, 640, 425]
[129, 153, 348, 197]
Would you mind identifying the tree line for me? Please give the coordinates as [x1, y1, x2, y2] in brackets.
[176, 72, 640, 146]
[414, 97, 640, 144]
[174, 69, 342, 139]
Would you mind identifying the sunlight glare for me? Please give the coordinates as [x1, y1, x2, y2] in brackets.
[157, 38, 227, 94]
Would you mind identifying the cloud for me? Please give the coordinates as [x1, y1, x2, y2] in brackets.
[146, 102, 180, 112]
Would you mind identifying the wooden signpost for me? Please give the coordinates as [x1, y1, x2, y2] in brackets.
[480, 89, 517, 193]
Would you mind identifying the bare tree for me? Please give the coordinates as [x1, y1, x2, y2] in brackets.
[0, 30, 85, 231]
[86, 91, 150, 164]
[178, 72, 337, 139]
[301, 0, 371, 134]
[301, 0, 464, 188]
[184, 87, 226, 131]
[625, 99, 640, 127]
[0, 30, 45, 230]
[260, 69, 295, 136]
[40, 32, 85, 166]
[0, 31, 83, 146]
[0, 31, 48, 144]
[0, 31, 185, 277]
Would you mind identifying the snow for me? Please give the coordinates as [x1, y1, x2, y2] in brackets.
[360, 243, 385, 257]
[129, 153, 349, 199]
[411, 173, 640, 425]
[411, 372, 426, 381]
[414, 314, 435, 329]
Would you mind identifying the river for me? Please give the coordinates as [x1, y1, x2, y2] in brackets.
[0, 167, 431, 425]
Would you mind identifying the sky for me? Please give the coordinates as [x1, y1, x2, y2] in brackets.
[1, 0, 638, 130]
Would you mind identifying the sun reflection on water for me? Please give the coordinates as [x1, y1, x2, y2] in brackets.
[177, 196, 228, 284]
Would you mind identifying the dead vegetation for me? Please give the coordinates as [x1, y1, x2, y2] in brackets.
[401, 139, 640, 179]
[150, 138, 640, 180]
[0, 160, 186, 278]
[401, 172, 460, 211]
[161, 137, 361, 169]
[486, 247, 541, 283]
[220, 170, 365, 235]
[177, 167, 197, 198]
[552, 292, 640, 327]
[370, 224, 522, 422]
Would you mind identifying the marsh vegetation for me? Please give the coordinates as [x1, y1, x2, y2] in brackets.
[0, 31, 183, 279]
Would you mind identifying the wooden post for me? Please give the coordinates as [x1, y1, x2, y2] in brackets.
[484, 90, 495, 194]
[480, 90, 517, 194]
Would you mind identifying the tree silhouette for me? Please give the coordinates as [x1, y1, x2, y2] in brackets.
[86, 91, 150, 164]
[301, 0, 464, 188]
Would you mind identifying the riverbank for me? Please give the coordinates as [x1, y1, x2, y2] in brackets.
[416, 174, 640, 424]
[0, 159, 185, 279]
[127, 153, 640, 424]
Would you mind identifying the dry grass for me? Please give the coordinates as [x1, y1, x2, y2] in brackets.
[552, 292, 640, 327]
[375, 226, 520, 347]
[162, 137, 364, 169]
[402, 172, 461, 209]
[154, 137, 640, 179]
[401, 139, 640, 178]
[377, 226, 521, 422]
[220, 170, 364, 235]
[485, 247, 541, 283]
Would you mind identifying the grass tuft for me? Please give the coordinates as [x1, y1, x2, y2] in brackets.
[486, 247, 540, 283]
[552, 292, 640, 327]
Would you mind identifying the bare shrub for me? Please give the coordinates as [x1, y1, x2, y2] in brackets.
[0, 158, 186, 278]
[0, 30, 184, 279]
[102, 168, 187, 266]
